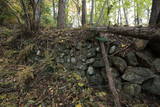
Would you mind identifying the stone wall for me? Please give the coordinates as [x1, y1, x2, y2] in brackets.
[49, 35, 160, 97]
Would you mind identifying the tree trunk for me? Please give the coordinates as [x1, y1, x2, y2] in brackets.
[57, 0, 66, 28]
[19, 0, 42, 32]
[33, 0, 42, 31]
[52, 0, 56, 20]
[147, 8, 150, 23]
[118, 0, 122, 25]
[136, 2, 140, 25]
[122, 0, 128, 25]
[19, 0, 32, 32]
[82, 0, 87, 26]
[89, 26, 160, 40]
[96, 0, 107, 25]
[134, 1, 136, 25]
[149, 0, 160, 26]
[90, 0, 94, 24]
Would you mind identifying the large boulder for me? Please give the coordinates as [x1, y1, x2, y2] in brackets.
[147, 36, 160, 57]
[122, 67, 155, 84]
[125, 52, 138, 66]
[111, 57, 127, 73]
[136, 52, 153, 67]
[142, 75, 160, 95]
[134, 39, 148, 50]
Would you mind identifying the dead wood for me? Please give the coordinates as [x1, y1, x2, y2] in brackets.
[89, 26, 160, 40]
[99, 33, 121, 107]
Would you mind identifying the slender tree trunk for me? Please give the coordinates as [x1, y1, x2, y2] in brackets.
[147, 8, 150, 23]
[117, 10, 119, 25]
[119, 0, 122, 25]
[122, 0, 128, 25]
[96, 0, 108, 25]
[52, 0, 56, 20]
[19, 0, 42, 32]
[136, 2, 140, 25]
[3, 0, 22, 24]
[90, 0, 94, 24]
[117, 0, 122, 25]
[149, 0, 160, 25]
[19, 0, 32, 32]
[82, 0, 87, 26]
[33, 0, 42, 31]
[57, 0, 66, 28]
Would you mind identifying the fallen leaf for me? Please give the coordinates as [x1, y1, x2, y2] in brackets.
[96, 92, 107, 97]
[121, 44, 126, 48]
[78, 83, 85, 87]
[75, 103, 83, 107]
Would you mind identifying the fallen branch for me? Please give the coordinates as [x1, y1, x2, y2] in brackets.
[99, 33, 121, 107]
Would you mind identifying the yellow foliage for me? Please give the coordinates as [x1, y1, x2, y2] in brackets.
[75, 103, 83, 107]
[78, 83, 85, 87]
[16, 66, 34, 87]
[72, 73, 82, 80]
[96, 92, 107, 97]
[121, 44, 126, 48]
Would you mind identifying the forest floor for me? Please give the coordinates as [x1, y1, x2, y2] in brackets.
[0, 26, 160, 107]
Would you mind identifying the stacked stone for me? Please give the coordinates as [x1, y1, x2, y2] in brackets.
[54, 39, 160, 96]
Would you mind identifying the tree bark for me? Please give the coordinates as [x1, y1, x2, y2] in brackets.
[136, 2, 140, 25]
[52, 0, 56, 20]
[19, 0, 32, 32]
[57, 0, 66, 28]
[82, 0, 87, 26]
[122, 0, 128, 25]
[89, 26, 160, 40]
[99, 33, 121, 107]
[96, 0, 108, 25]
[118, 0, 122, 25]
[149, 0, 160, 25]
[32, 0, 42, 31]
[90, 0, 94, 24]
[19, 0, 42, 32]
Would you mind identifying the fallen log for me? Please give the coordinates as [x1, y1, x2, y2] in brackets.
[89, 26, 160, 40]
[99, 33, 121, 107]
